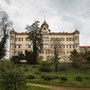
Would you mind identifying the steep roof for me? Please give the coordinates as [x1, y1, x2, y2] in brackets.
[41, 20, 49, 28]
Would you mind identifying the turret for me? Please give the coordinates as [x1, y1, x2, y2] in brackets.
[41, 20, 50, 34]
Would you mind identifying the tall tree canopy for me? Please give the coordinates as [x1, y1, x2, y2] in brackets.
[26, 21, 43, 64]
[69, 49, 83, 67]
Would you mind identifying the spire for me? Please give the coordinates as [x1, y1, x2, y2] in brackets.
[41, 15, 49, 28]
[44, 15, 46, 21]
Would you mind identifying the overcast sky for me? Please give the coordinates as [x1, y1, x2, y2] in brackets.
[0, 0, 90, 46]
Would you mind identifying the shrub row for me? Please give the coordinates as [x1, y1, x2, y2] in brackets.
[26, 74, 36, 79]
[26, 73, 88, 82]
[41, 74, 85, 81]
[41, 74, 67, 81]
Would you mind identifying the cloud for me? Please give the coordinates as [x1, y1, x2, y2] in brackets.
[0, 0, 90, 46]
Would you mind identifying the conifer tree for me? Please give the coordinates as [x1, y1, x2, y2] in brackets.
[25, 21, 43, 64]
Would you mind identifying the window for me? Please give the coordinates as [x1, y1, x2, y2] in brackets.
[67, 44, 74, 48]
[47, 37, 49, 41]
[51, 38, 55, 41]
[43, 32, 47, 34]
[43, 37, 46, 41]
[43, 37, 49, 42]
[15, 38, 23, 41]
[26, 44, 32, 48]
[67, 51, 72, 54]
[10, 36, 14, 40]
[66, 38, 74, 41]
[75, 44, 79, 47]
[15, 51, 22, 54]
[56, 38, 59, 41]
[56, 44, 60, 48]
[44, 44, 46, 48]
[44, 27, 46, 30]
[71, 44, 74, 48]
[74, 36, 79, 41]
[61, 38, 64, 41]
[15, 44, 22, 48]
[46, 51, 50, 54]
[60, 44, 65, 48]
[44, 44, 49, 48]
[51, 44, 54, 48]
[61, 51, 65, 54]
[26, 38, 30, 41]
[47, 44, 49, 48]
[40, 51, 44, 54]
[10, 44, 14, 48]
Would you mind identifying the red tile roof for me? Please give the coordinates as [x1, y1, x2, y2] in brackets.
[50, 30, 79, 35]
[42, 20, 48, 25]
[75, 30, 79, 32]
[10, 30, 27, 35]
[80, 46, 90, 48]
[41, 20, 49, 28]
[10, 29, 79, 35]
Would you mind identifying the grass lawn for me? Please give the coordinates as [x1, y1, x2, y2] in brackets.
[19, 63, 90, 88]
[0, 60, 90, 88]
[0, 85, 52, 90]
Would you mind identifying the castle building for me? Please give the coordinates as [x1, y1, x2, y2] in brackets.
[80, 46, 90, 51]
[10, 21, 80, 62]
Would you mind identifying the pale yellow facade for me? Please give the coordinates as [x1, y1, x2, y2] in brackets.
[10, 21, 80, 62]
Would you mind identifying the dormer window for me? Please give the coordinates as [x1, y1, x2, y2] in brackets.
[44, 27, 46, 30]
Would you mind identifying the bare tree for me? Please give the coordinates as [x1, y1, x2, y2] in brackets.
[0, 11, 12, 59]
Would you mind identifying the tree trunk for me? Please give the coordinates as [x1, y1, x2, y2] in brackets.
[55, 64, 58, 72]
[14, 83, 17, 90]
[33, 40, 38, 64]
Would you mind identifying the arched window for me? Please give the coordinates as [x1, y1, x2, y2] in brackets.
[61, 38, 64, 41]
[44, 44, 46, 48]
[67, 44, 73, 48]
[61, 44, 65, 48]
[70, 44, 74, 48]
[47, 37, 49, 41]
[67, 44, 70, 48]
[51, 44, 54, 48]
[46, 44, 49, 48]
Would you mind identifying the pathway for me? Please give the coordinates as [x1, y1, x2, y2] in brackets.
[27, 83, 90, 90]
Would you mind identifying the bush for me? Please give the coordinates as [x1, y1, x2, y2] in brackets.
[24, 69, 29, 71]
[25, 50, 36, 64]
[39, 61, 51, 72]
[44, 75, 52, 80]
[26, 74, 35, 79]
[11, 53, 25, 64]
[0, 62, 26, 90]
[32, 65, 38, 68]
[41, 74, 46, 79]
[41, 74, 52, 80]
[75, 76, 82, 81]
[52, 75, 59, 79]
[85, 76, 89, 79]
[11, 56, 20, 64]
[60, 76, 67, 81]
[34, 71, 41, 75]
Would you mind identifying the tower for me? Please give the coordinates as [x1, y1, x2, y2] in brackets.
[41, 20, 50, 34]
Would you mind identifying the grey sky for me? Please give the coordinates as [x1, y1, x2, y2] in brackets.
[0, 0, 90, 46]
